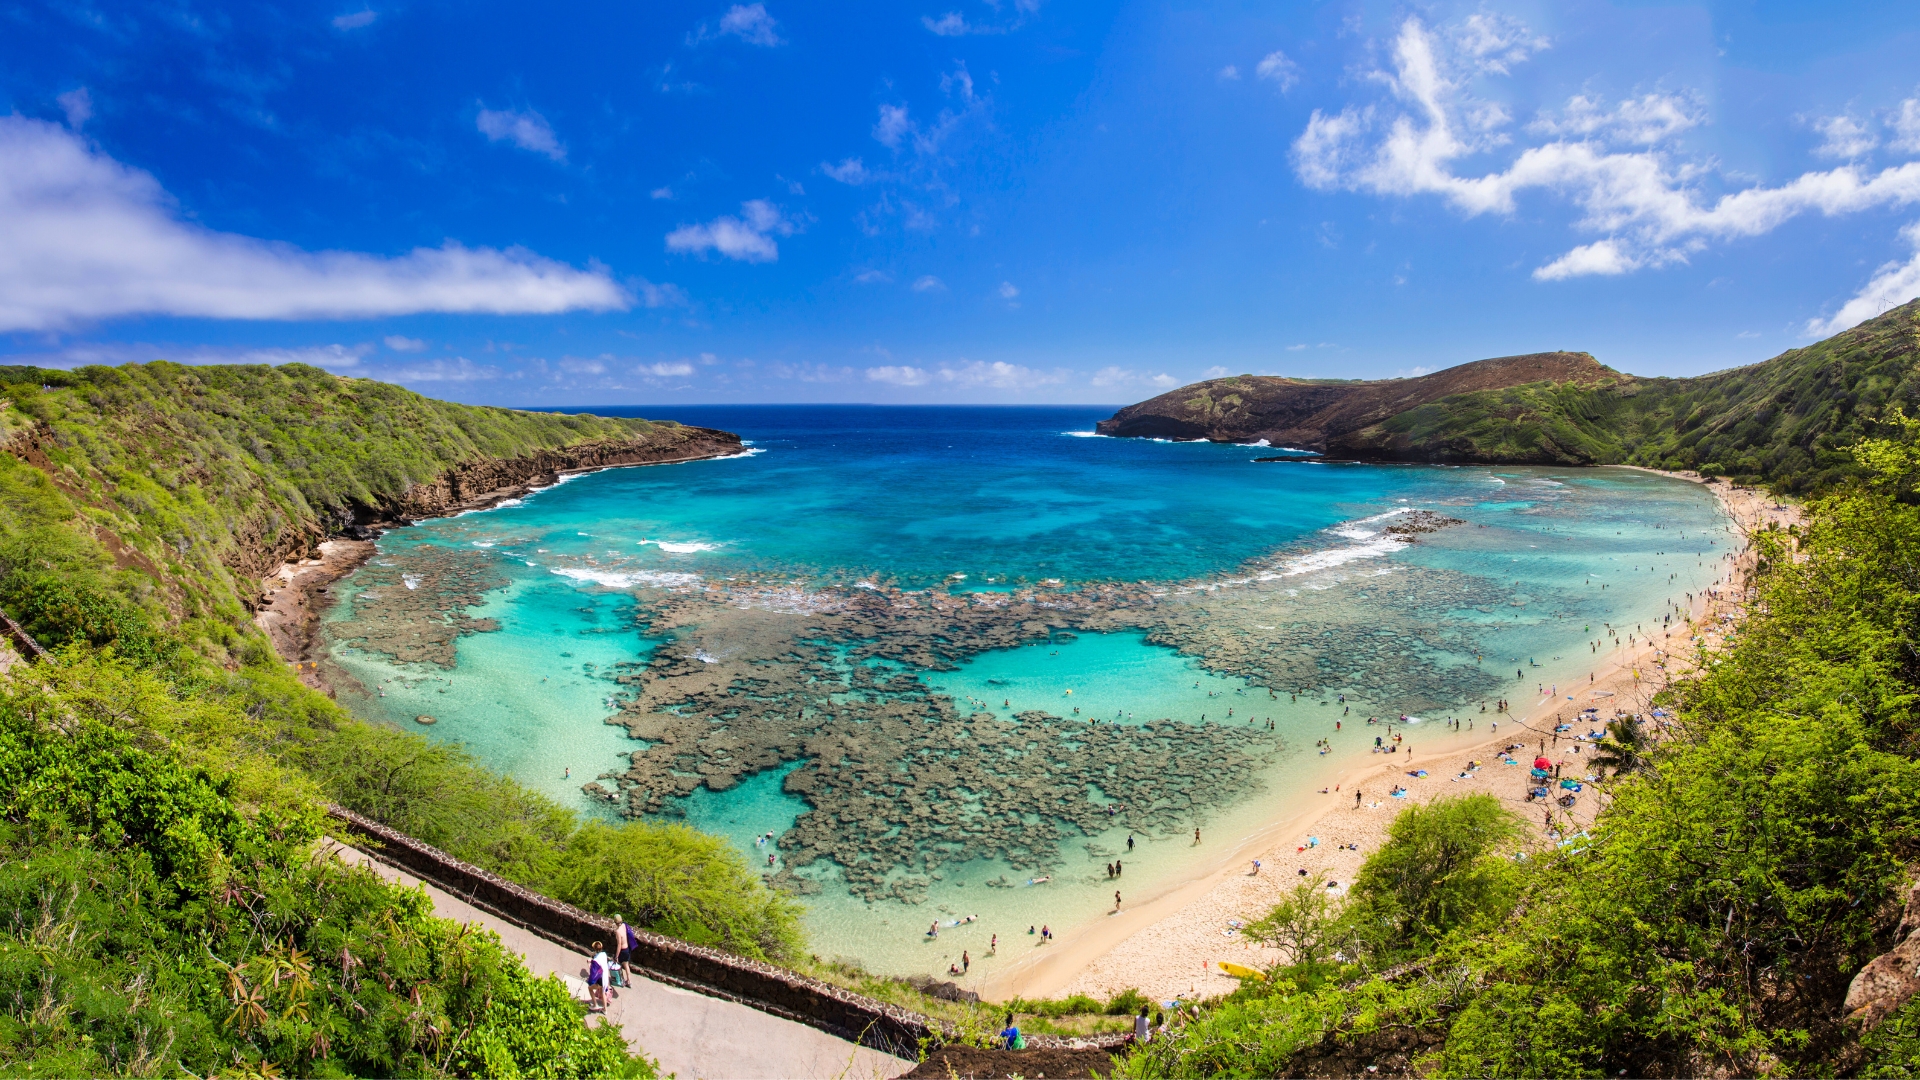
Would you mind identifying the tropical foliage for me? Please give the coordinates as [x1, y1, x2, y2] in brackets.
[1119, 421, 1920, 1077]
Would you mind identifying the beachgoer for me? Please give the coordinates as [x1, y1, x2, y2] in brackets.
[1000, 1013, 1023, 1050]
[588, 944, 610, 1012]
[613, 914, 632, 980]
[1194, 827, 1201, 844]
[1355, 790, 1362, 807]
[1135, 1005, 1152, 1044]
[991, 934, 998, 953]
[1042, 924, 1051, 941]
[1116, 859, 1123, 876]
[1115, 890, 1122, 911]
[1127, 834, 1135, 851]
[963, 950, 971, 973]
[929, 922, 939, 938]
[1252, 859, 1261, 875]
[1028, 925, 1036, 935]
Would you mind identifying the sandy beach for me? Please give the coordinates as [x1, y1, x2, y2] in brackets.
[983, 471, 1798, 1004]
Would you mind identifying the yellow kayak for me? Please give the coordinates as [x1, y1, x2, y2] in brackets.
[1217, 961, 1266, 981]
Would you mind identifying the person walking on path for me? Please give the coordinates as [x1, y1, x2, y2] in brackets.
[588, 943, 611, 1013]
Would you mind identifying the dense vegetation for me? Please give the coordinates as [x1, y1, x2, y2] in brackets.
[0, 361, 813, 1072]
[1118, 423, 1920, 1077]
[0, 361, 672, 622]
[0, 652, 650, 1078]
[1341, 299, 1920, 493]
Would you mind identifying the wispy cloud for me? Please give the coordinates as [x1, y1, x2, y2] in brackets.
[0, 117, 626, 331]
[997, 281, 1019, 300]
[718, 3, 782, 45]
[332, 8, 376, 30]
[383, 335, 427, 352]
[912, 275, 946, 292]
[665, 200, 796, 262]
[639, 361, 695, 376]
[821, 157, 870, 184]
[867, 365, 930, 386]
[1812, 113, 1877, 160]
[57, 88, 91, 130]
[384, 357, 504, 383]
[1807, 221, 1920, 335]
[1255, 50, 1298, 91]
[635, 279, 689, 307]
[1293, 16, 1920, 283]
[476, 106, 565, 162]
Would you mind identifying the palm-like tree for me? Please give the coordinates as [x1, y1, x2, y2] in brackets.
[1590, 715, 1649, 777]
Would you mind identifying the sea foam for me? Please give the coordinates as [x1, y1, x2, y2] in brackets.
[550, 566, 700, 589]
[640, 539, 720, 553]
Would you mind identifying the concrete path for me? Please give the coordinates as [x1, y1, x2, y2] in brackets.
[331, 844, 913, 1080]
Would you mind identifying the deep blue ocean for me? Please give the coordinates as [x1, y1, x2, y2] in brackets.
[322, 405, 1734, 976]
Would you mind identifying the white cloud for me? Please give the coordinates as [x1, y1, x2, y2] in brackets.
[386, 358, 502, 383]
[936, 360, 1064, 390]
[912, 275, 946, 292]
[874, 105, 913, 149]
[332, 8, 376, 29]
[0, 117, 627, 332]
[57, 88, 91, 130]
[476, 106, 565, 162]
[1295, 17, 1920, 281]
[997, 281, 1019, 299]
[665, 200, 794, 262]
[1813, 114, 1877, 160]
[560, 357, 606, 375]
[1255, 51, 1298, 91]
[1534, 239, 1636, 281]
[230, 344, 370, 370]
[1286, 343, 1308, 350]
[718, 4, 782, 46]
[635, 279, 689, 307]
[383, 335, 427, 352]
[923, 12, 969, 36]
[867, 365, 930, 386]
[650, 186, 674, 200]
[821, 157, 870, 184]
[1452, 12, 1548, 75]
[1806, 221, 1920, 335]
[1150, 373, 1178, 388]
[854, 269, 891, 284]
[1218, 65, 1240, 81]
[1531, 93, 1701, 145]
[1892, 98, 1920, 155]
[1202, 365, 1230, 378]
[640, 361, 695, 377]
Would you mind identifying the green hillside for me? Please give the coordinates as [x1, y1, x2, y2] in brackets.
[1119, 429, 1920, 1078]
[1338, 299, 1920, 492]
[0, 361, 720, 625]
[0, 363, 794, 1076]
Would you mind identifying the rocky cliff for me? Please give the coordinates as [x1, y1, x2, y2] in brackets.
[363, 425, 742, 531]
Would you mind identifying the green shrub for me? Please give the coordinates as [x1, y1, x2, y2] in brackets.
[556, 819, 807, 963]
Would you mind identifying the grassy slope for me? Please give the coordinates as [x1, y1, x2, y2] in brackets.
[1341, 299, 1920, 493]
[0, 360, 677, 624]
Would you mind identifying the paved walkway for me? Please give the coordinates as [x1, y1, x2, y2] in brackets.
[330, 843, 913, 1080]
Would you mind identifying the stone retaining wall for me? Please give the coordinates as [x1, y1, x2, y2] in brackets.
[325, 805, 1130, 1057]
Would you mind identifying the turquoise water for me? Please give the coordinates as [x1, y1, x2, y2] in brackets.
[322, 406, 1733, 976]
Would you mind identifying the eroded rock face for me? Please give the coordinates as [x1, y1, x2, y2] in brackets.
[1847, 878, 1920, 1030]
[383, 427, 743, 523]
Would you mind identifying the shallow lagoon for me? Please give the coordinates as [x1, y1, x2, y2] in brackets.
[323, 406, 1733, 975]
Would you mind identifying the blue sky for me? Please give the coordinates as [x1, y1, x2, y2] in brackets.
[5, 0, 1920, 406]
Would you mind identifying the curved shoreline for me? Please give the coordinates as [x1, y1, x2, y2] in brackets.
[979, 468, 1795, 1003]
[255, 442, 755, 696]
